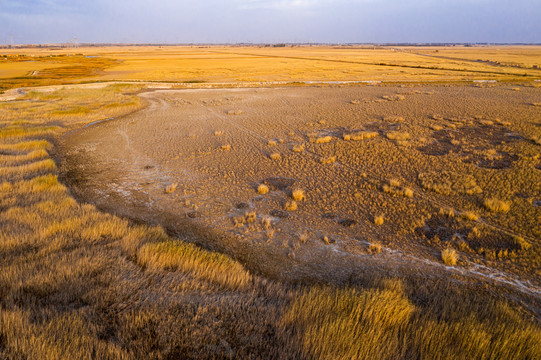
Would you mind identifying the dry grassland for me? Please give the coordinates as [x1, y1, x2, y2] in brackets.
[1, 45, 541, 92]
[0, 47, 540, 359]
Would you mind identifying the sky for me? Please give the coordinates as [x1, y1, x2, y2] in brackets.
[0, 0, 540, 44]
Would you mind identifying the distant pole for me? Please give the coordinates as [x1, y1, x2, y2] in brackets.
[9, 34, 13, 48]
[73, 36, 78, 48]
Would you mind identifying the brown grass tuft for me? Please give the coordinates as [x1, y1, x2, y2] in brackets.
[311, 136, 332, 144]
[292, 189, 305, 202]
[461, 211, 479, 221]
[164, 182, 178, 193]
[319, 156, 336, 164]
[369, 242, 382, 254]
[343, 131, 378, 141]
[386, 131, 410, 141]
[513, 236, 531, 251]
[257, 183, 269, 194]
[292, 144, 305, 152]
[269, 153, 281, 160]
[483, 198, 511, 213]
[284, 200, 298, 211]
[441, 248, 458, 266]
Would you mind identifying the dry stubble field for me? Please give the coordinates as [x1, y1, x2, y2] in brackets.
[0, 46, 540, 359]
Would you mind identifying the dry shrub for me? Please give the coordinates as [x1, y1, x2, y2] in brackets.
[257, 184, 269, 194]
[441, 248, 458, 265]
[403, 188, 414, 198]
[369, 242, 382, 254]
[461, 211, 479, 221]
[164, 182, 178, 193]
[137, 240, 252, 289]
[284, 200, 298, 211]
[343, 131, 378, 141]
[386, 131, 410, 141]
[221, 144, 231, 151]
[311, 136, 332, 144]
[319, 156, 336, 164]
[233, 216, 245, 227]
[268, 139, 277, 146]
[269, 153, 281, 160]
[214, 130, 224, 136]
[261, 217, 272, 230]
[292, 189, 305, 202]
[374, 215, 384, 226]
[439, 207, 455, 217]
[245, 211, 257, 223]
[382, 180, 413, 198]
[292, 144, 304, 153]
[483, 198, 511, 213]
[322, 236, 334, 245]
[513, 236, 531, 251]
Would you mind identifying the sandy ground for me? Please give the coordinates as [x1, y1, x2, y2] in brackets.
[59, 84, 541, 296]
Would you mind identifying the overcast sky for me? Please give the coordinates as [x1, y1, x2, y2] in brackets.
[1, 0, 540, 44]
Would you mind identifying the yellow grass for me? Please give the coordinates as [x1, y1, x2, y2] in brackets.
[283, 284, 415, 359]
[319, 156, 336, 164]
[343, 131, 378, 141]
[0, 126, 60, 139]
[292, 144, 305, 152]
[137, 240, 252, 290]
[461, 211, 479, 221]
[0, 140, 51, 153]
[292, 189, 306, 202]
[442, 248, 458, 266]
[312, 136, 332, 144]
[0, 149, 48, 165]
[284, 200, 298, 211]
[164, 183, 178, 193]
[484, 198, 511, 213]
[0, 158, 56, 179]
[386, 131, 410, 141]
[258, 183, 269, 194]
[369, 242, 382, 254]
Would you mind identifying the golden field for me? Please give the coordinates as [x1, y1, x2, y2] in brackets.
[0, 46, 540, 359]
[1, 45, 540, 88]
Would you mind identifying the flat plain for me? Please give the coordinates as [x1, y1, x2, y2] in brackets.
[1, 45, 540, 359]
